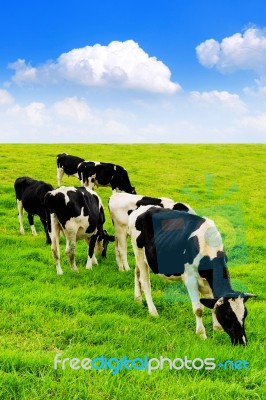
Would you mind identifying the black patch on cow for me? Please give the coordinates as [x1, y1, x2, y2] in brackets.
[135, 207, 205, 275]
[184, 236, 200, 265]
[136, 197, 163, 208]
[198, 254, 233, 298]
[57, 153, 85, 176]
[172, 202, 189, 212]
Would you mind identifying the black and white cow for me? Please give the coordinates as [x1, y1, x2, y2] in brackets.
[128, 205, 256, 345]
[77, 161, 136, 194]
[14, 177, 54, 244]
[108, 192, 195, 271]
[56, 153, 85, 186]
[44, 186, 114, 275]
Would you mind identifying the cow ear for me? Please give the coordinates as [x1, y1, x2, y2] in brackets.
[243, 293, 257, 302]
[200, 298, 224, 309]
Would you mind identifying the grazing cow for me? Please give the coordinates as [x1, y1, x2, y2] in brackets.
[77, 161, 136, 194]
[56, 153, 85, 186]
[108, 192, 195, 271]
[44, 186, 114, 275]
[128, 205, 256, 345]
[14, 177, 53, 244]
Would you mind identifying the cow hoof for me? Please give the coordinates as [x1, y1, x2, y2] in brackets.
[197, 332, 207, 340]
[196, 325, 207, 339]
[213, 324, 223, 332]
[57, 270, 63, 276]
[134, 296, 142, 303]
[149, 309, 159, 317]
[20, 229, 25, 235]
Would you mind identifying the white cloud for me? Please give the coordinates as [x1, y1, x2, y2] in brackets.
[196, 28, 266, 74]
[1, 92, 264, 144]
[53, 97, 97, 123]
[9, 40, 180, 94]
[0, 89, 14, 105]
[190, 90, 247, 112]
[239, 112, 266, 132]
[243, 76, 266, 98]
[7, 102, 48, 126]
[8, 59, 37, 83]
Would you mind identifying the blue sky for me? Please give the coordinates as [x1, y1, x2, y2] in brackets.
[1, 0, 266, 142]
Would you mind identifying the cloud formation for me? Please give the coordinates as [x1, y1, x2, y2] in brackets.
[9, 40, 180, 94]
[190, 90, 246, 112]
[196, 27, 266, 74]
[0, 89, 14, 105]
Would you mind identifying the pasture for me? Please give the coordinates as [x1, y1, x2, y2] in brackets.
[0, 143, 265, 399]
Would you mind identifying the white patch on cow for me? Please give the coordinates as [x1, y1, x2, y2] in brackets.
[64, 207, 96, 240]
[228, 297, 245, 325]
[189, 218, 223, 260]
[84, 160, 101, 166]
[160, 197, 176, 208]
[50, 186, 77, 205]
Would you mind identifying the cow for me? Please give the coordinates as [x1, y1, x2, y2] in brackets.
[44, 186, 114, 275]
[56, 153, 85, 186]
[128, 205, 256, 345]
[14, 177, 53, 244]
[108, 192, 195, 271]
[77, 161, 136, 194]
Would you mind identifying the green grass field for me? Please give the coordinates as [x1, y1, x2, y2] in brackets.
[0, 144, 265, 400]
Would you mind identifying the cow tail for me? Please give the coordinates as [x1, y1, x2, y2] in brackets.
[44, 192, 52, 234]
[97, 205, 106, 240]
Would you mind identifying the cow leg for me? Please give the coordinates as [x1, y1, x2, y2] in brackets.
[27, 213, 37, 236]
[136, 249, 158, 316]
[50, 215, 63, 275]
[40, 215, 51, 244]
[198, 276, 223, 331]
[85, 235, 98, 270]
[115, 225, 130, 271]
[134, 264, 142, 302]
[65, 231, 78, 272]
[183, 266, 207, 339]
[17, 199, 24, 234]
[114, 236, 122, 270]
[57, 167, 64, 186]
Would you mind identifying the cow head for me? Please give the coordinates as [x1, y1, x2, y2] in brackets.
[200, 293, 256, 345]
[95, 230, 115, 257]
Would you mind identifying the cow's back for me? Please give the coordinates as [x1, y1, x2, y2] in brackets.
[15, 177, 53, 213]
[134, 207, 205, 275]
[45, 187, 101, 233]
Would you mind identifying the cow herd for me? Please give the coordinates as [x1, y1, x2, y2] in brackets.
[14, 152, 256, 346]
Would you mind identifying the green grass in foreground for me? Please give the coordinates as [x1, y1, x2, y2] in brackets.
[0, 144, 265, 400]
